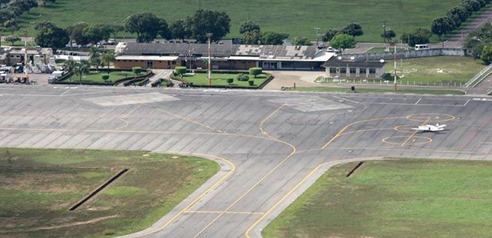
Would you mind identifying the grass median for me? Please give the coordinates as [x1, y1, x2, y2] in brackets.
[0, 148, 219, 237]
[263, 159, 492, 238]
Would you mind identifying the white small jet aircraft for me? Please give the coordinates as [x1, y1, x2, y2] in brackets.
[412, 123, 447, 132]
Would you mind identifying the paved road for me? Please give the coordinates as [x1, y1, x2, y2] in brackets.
[0, 85, 490, 237]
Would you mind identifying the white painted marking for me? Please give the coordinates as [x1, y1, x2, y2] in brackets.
[84, 93, 179, 106]
[414, 98, 422, 105]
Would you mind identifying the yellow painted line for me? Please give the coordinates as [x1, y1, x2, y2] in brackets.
[156, 108, 221, 132]
[131, 153, 236, 238]
[321, 116, 404, 150]
[184, 210, 265, 215]
[401, 117, 430, 147]
[192, 104, 297, 238]
[115, 104, 142, 130]
[245, 162, 328, 238]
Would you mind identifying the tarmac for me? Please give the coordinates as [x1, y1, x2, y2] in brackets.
[0, 84, 490, 238]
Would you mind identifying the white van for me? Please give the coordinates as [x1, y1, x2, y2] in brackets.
[415, 44, 429, 50]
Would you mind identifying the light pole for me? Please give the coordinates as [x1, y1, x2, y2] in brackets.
[382, 22, 386, 47]
[392, 41, 397, 92]
[206, 33, 212, 86]
[314, 27, 321, 47]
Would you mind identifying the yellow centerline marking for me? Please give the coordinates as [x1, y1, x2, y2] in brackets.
[184, 210, 265, 215]
[155, 108, 221, 132]
[321, 116, 404, 150]
[193, 104, 296, 238]
[131, 153, 236, 238]
[401, 117, 430, 147]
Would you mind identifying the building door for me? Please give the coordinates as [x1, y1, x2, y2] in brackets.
[146, 61, 153, 69]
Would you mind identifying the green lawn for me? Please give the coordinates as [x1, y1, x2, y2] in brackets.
[0, 148, 219, 237]
[63, 71, 132, 84]
[264, 159, 492, 238]
[17, 0, 463, 42]
[388, 56, 486, 85]
[180, 72, 269, 87]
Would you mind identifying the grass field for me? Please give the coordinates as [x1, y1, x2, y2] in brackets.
[180, 72, 270, 87]
[63, 71, 131, 84]
[263, 159, 492, 238]
[389, 56, 485, 85]
[0, 148, 218, 237]
[17, 0, 462, 42]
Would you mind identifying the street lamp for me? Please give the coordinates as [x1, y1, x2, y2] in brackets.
[314, 27, 321, 47]
[206, 32, 212, 86]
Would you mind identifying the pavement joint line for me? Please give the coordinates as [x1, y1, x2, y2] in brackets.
[193, 104, 297, 238]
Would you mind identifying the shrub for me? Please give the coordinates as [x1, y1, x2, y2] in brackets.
[248, 80, 255, 86]
[132, 66, 142, 75]
[101, 75, 110, 81]
[174, 66, 187, 76]
[237, 73, 250, 81]
[226, 78, 234, 85]
[249, 67, 262, 78]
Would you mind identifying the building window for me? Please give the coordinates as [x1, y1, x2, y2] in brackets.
[329, 68, 336, 74]
[340, 68, 346, 74]
[350, 68, 356, 74]
[369, 68, 376, 74]
[360, 68, 366, 74]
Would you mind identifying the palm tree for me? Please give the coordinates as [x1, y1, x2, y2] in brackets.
[89, 47, 101, 71]
[101, 51, 115, 75]
[72, 61, 90, 84]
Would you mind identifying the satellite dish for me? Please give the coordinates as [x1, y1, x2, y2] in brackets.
[350, 56, 355, 60]
[380, 59, 385, 63]
[337, 56, 342, 60]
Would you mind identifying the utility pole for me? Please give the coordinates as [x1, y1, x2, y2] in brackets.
[23, 30, 28, 78]
[392, 41, 397, 92]
[382, 21, 386, 47]
[314, 27, 321, 47]
[206, 33, 212, 86]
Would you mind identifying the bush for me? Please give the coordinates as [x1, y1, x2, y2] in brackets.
[226, 78, 234, 85]
[237, 73, 250, 81]
[132, 67, 142, 75]
[381, 73, 399, 81]
[101, 75, 110, 81]
[249, 67, 262, 78]
[174, 66, 187, 76]
[248, 80, 255, 86]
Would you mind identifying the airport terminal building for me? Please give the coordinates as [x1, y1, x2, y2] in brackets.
[114, 42, 333, 71]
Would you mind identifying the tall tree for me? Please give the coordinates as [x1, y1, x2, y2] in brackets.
[185, 9, 230, 43]
[381, 29, 396, 43]
[66, 22, 89, 46]
[431, 17, 454, 41]
[35, 23, 69, 49]
[124, 12, 166, 43]
[169, 19, 189, 40]
[330, 33, 356, 50]
[261, 31, 289, 45]
[342, 23, 363, 39]
[239, 21, 260, 34]
[72, 61, 90, 84]
[89, 47, 101, 70]
[243, 29, 262, 44]
[109, 24, 124, 39]
[322, 29, 339, 42]
[481, 44, 492, 64]
[101, 51, 115, 74]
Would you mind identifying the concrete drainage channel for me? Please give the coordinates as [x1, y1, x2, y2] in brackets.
[69, 168, 129, 211]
